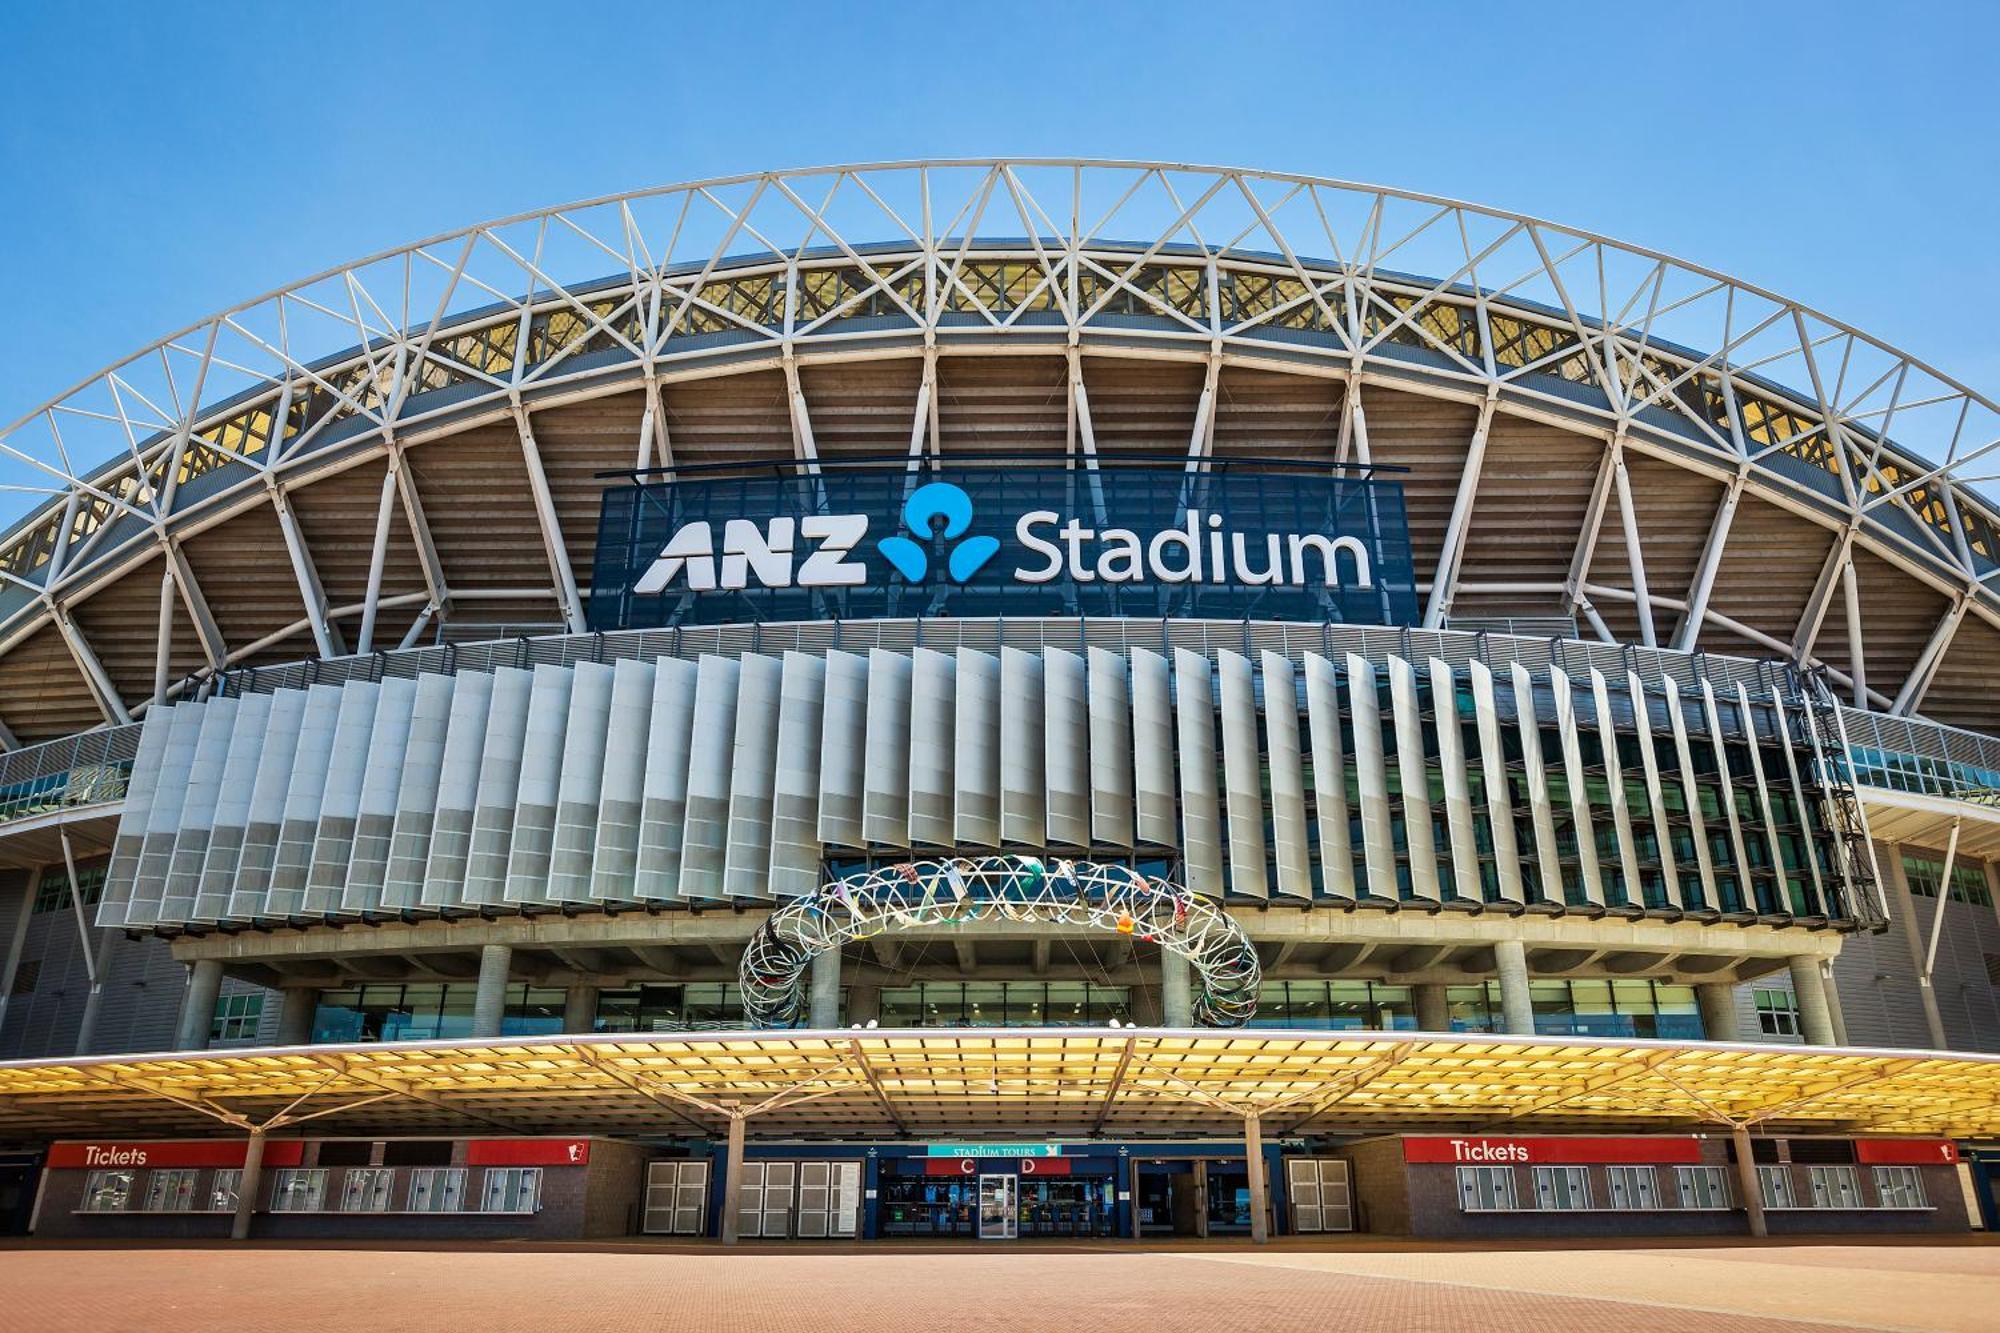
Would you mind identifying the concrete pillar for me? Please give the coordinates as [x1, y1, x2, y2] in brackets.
[1492, 938, 1534, 1036]
[1160, 950, 1193, 1027]
[1414, 983, 1451, 1034]
[276, 988, 317, 1045]
[1883, 842, 1950, 1050]
[471, 944, 512, 1040]
[1244, 1112, 1270, 1245]
[845, 984, 880, 1026]
[1696, 982, 1741, 1042]
[1787, 955, 1837, 1047]
[174, 959, 225, 1051]
[72, 931, 118, 1057]
[1730, 1125, 1767, 1238]
[1817, 961, 1850, 1046]
[231, 1130, 267, 1241]
[563, 984, 598, 1035]
[0, 877, 36, 1037]
[809, 948, 842, 1029]
[720, 1113, 746, 1245]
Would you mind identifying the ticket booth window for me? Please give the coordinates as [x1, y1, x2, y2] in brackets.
[81, 1170, 133, 1213]
[1872, 1166, 1927, 1209]
[409, 1168, 467, 1212]
[483, 1167, 542, 1213]
[1532, 1165, 1591, 1210]
[207, 1170, 242, 1212]
[143, 1168, 198, 1212]
[1455, 1166, 1518, 1211]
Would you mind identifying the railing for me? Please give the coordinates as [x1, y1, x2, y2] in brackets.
[2, 619, 1999, 835]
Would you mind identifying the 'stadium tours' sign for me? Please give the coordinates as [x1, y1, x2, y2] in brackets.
[588, 461, 1418, 630]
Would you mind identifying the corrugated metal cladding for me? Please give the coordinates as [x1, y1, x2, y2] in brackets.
[96, 646, 1847, 931]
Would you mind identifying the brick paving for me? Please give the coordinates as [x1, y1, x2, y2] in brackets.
[0, 1237, 1993, 1332]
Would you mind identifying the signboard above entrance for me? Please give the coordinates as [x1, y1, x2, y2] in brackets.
[1401, 1136, 1704, 1165]
[588, 459, 1417, 631]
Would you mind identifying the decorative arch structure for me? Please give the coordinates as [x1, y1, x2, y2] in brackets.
[739, 856, 1262, 1028]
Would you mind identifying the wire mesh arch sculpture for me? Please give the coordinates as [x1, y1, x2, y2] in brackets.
[740, 856, 1262, 1029]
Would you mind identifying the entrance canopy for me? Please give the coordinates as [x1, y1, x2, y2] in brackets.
[2, 1030, 1998, 1143]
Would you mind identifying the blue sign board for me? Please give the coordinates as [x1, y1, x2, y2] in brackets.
[924, 1143, 1065, 1158]
[587, 460, 1417, 630]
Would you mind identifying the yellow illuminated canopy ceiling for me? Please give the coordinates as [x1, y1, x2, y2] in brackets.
[2, 1029, 1996, 1143]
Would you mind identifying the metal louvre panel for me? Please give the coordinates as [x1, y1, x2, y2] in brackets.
[549, 661, 614, 905]
[999, 645, 1047, 847]
[462, 667, 534, 907]
[1734, 681, 1788, 908]
[304, 682, 381, 915]
[97, 708, 176, 927]
[343, 675, 417, 915]
[1699, 679, 1753, 909]
[1043, 647, 1091, 849]
[504, 664, 576, 905]
[1302, 653, 1354, 900]
[591, 658, 658, 903]
[266, 684, 343, 918]
[769, 651, 827, 898]
[1344, 653, 1396, 902]
[815, 650, 868, 848]
[421, 670, 496, 909]
[1129, 647, 1175, 847]
[1625, 672, 1684, 912]
[1217, 651, 1268, 900]
[164, 697, 237, 925]
[1665, 680, 1718, 909]
[1086, 646, 1135, 849]
[862, 648, 913, 849]
[1589, 668, 1644, 911]
[229, 684, 306, 912]
[1468, 660, 1525, 905]
[679, 654, 740, 900]
[1387, 656, 1441, 904]
[128, 704, 205, 927]
[197, 693, 270, 924]
[1428, 659, 1483, 904]
[1550, 667, 1606, 908]
[907, 648, 956, 847]
[723, 653, 783, 900]
[385, 672, 457, 911]
[1508, 662, 1566, 906]
[1766, 689, 1828, 915]
[1260, 651, 1310, 900]
[1172, 647, 1223, 898]
[634, 656, 698, 900]
[952, 647, 1001, 848]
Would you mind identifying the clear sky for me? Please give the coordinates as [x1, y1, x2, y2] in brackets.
[1, 0, 1995, 433]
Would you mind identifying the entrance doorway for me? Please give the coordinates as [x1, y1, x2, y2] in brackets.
[977, 1173, 1017, 1239]
[1135, 1161, 1204, 1236]
[0, 1157, 38, 1235]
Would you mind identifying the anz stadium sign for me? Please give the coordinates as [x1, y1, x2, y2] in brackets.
[588, 460, 1417, 630]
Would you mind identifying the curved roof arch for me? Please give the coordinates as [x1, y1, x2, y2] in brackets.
[1, 161, 1998, 740]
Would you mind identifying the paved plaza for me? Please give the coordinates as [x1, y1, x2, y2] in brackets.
[0, 1237, 1995, 1332]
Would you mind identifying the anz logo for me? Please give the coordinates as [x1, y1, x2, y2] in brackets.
[631, 482, 993, 594]
[630, 479, 1372, 594]
[876, 483, 998, 584]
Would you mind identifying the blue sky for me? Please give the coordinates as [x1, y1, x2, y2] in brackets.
[1, 0, 1996, 433]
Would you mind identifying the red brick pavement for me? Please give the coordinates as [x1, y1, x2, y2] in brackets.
[0, 1238, 1993, 1332]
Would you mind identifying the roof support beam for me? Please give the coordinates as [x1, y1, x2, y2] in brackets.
[1610, 434, 1658, 648]
[1892, 597, 1969, 716]
[163, 540, 226, 671]
[1423, 388, 1498, 629]
[268, 482, 344, 660]
[48, 601, 129, 725]
[355, 458, 400, 655]
[1791, 527, 1857, 662]
[1564, 444, 1618, 621]
[1671, 473, 1744, 652]
[511, 406, 587, 635]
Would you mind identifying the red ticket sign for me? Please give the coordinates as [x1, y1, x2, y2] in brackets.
[47, 1140, 306, 1170]
[466, 1139, 591, 1167]
[1402, 1136, 1703, 1165]
[1855, 1139, 1958, 1166]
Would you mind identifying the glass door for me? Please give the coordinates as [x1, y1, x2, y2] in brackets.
[977, 1173, 1017, 1239]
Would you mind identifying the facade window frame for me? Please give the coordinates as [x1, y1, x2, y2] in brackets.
[1675, 1165, 1731, 1209]
[1604, 1164, 1660, 1210]
[270, 1168, 328, 1212]
[340, 1167, 397, 1213]
[1871, 1165, 1928, 1209]
[1531, 1164, 1592, 1211]
[81, 1169, 134, 1213]
[482, 1167, 543, 1214]
[1455, 1165, 1519, 1211]
[142, 1167, 199, 1212]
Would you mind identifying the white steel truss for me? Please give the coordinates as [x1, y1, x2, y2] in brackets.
[2, 161, 1999, 732]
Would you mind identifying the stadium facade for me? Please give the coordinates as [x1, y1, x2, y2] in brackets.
[0, 161, 1998, 1244]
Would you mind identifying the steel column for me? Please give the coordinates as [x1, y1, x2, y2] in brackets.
[1730, 1125, 1768, 1238]
[231, 1130, 266, 1241]
[175, 958, 224, 1051]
